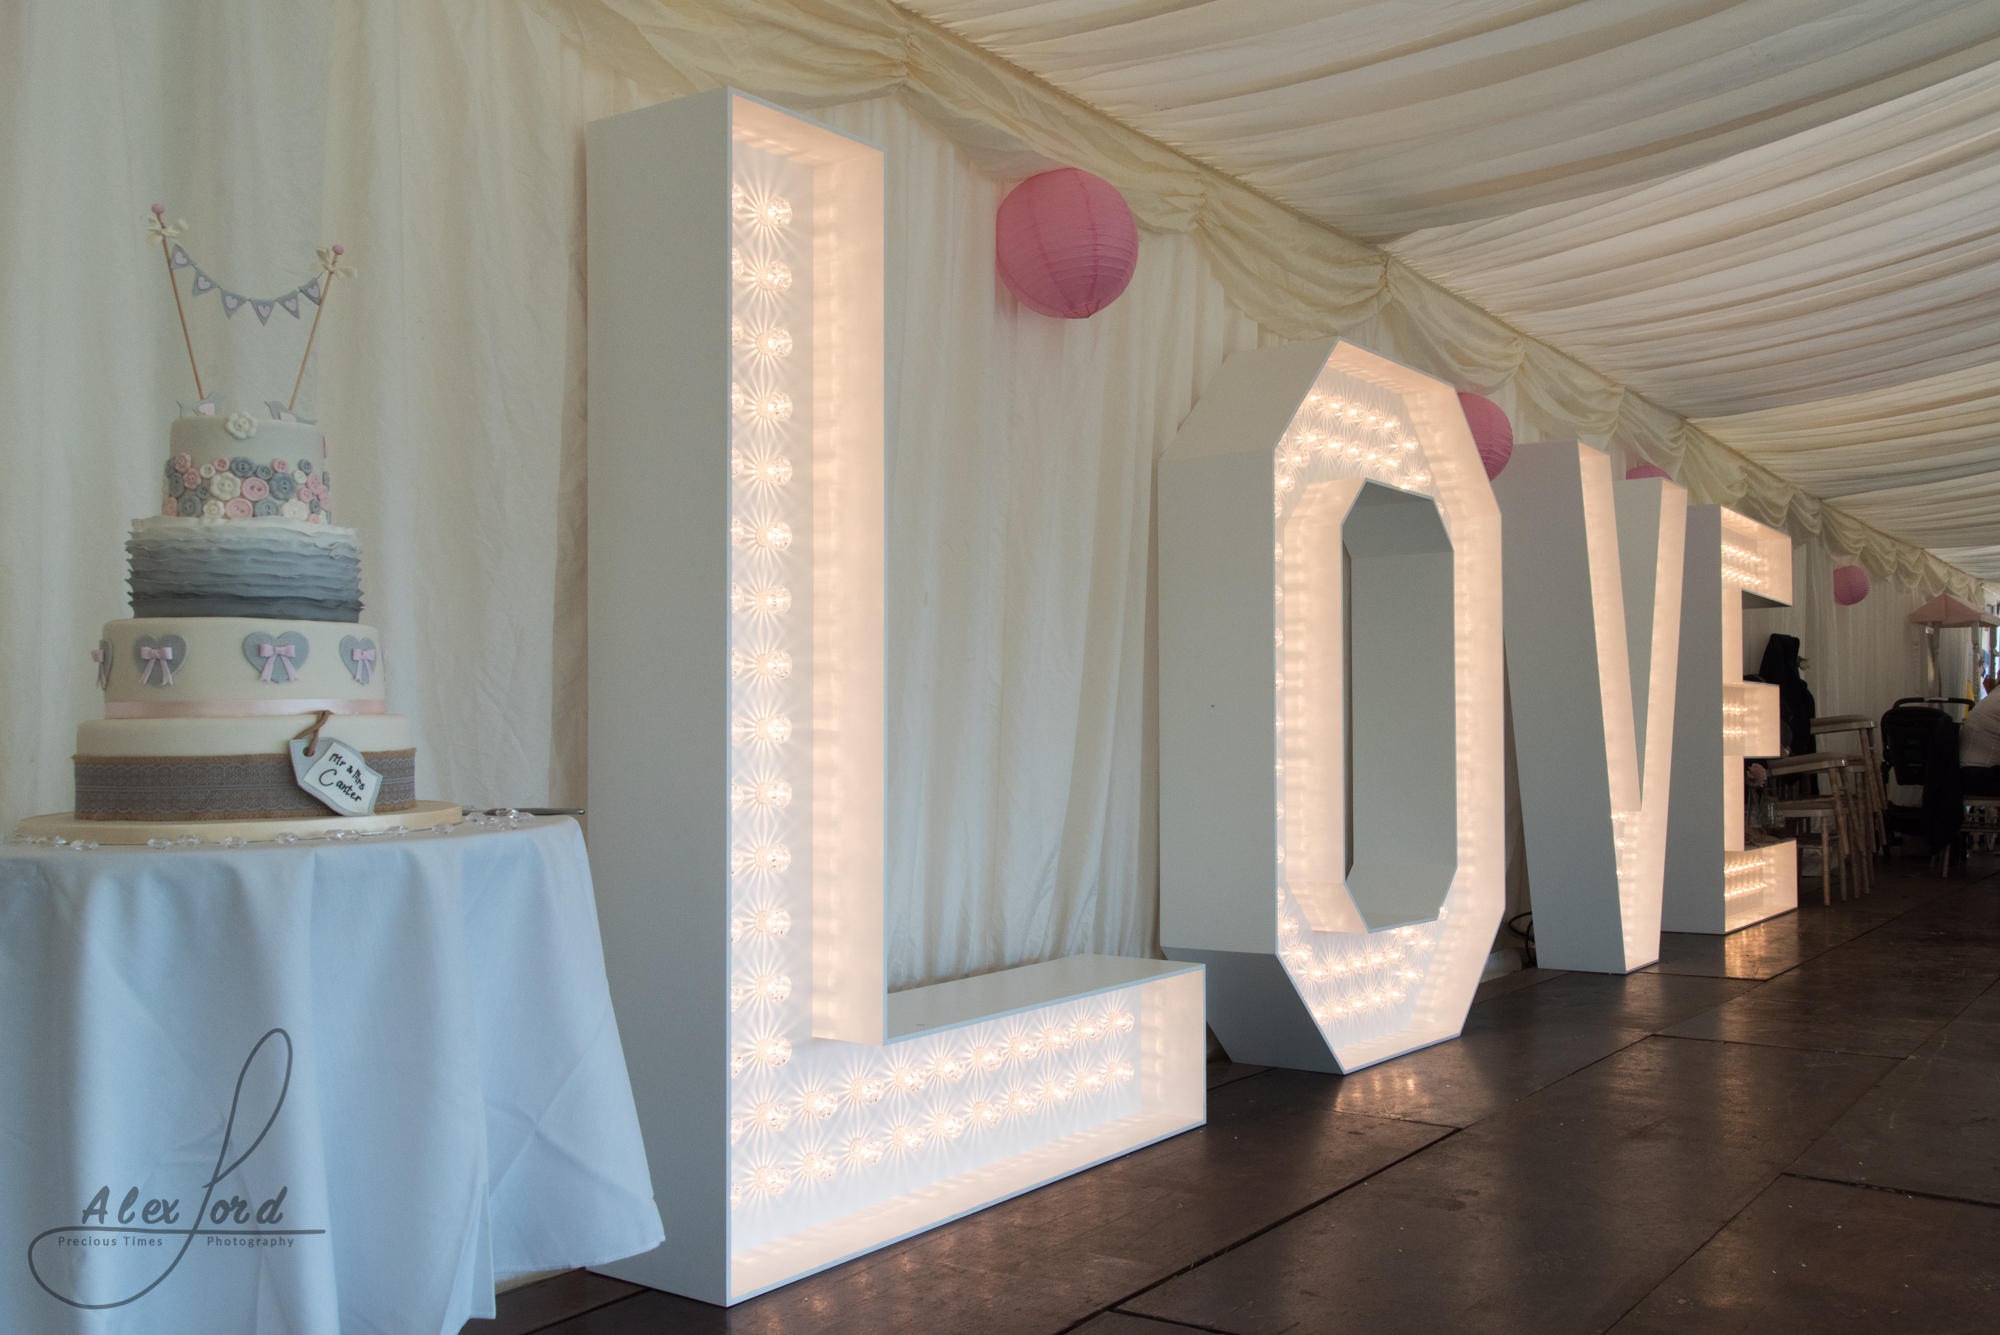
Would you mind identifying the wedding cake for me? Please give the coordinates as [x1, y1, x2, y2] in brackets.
[14, 218, 457, 842]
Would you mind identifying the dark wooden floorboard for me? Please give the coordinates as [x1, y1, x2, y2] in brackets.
[477, 864, 2000, 1335]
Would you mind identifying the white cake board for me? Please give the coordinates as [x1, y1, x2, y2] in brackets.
[16, 800, 463, 845]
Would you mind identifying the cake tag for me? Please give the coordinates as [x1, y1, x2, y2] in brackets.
[288, 736, 383, 816]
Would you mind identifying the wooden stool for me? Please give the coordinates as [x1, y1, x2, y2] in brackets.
[1811, 716, 1888, 853]
[1768, 754, 1871, 897]
[1774, 797, 1844, 904]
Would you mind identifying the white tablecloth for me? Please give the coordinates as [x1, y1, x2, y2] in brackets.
[0, 817, 663, 1335]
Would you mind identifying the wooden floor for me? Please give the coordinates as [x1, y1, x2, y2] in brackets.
[468, 859, 2000, 1334]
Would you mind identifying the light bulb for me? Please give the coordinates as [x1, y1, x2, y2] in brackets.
[802, 1089, 839, 1118]
[1008, 1088, 1040, 1115]
[754, 327, 793, 357]
[1043, 1023, 1075, 1050]
[732, 317, 748, 347]
[750, 1163, 790, 1195]
[972, 1100, 1002, 1126]
[851, 1137, 886, 1165]
[753, 262, 792, 292]
[1081, 1070, 1106, 1095]
[751, 391, 793, 422]
[754, 1101, 791, 1132]
[1111, 1060, 1134, 1082]
[892, 1124, 927, 1151]
[973, 1044, 1002, 1071]
[746, 1036, 792, 1067]
[730, 383, 748, 414]
[731, 248, 746, 280]
[733, 453, 794, 485]
[1280, 917, 1299, 937]
[729, 842, 792, 875]
[729, 1115, 748, 1144]
[730, 649, 792, 680]
[1275, 802, 1285, 821]
[933, 1054, 968, 1083]
[1275, 628, 1284, 647]
[799, 1150, 837, 1180]
[1008, 1034, 1041, 1061]
[1077, 1016, 1106, 1042]
[755, 196, 792, 228]
[932, 1112, 966, 1140]
[893, 1065, 926, 1093]
[849, 1076, 887, 1105]
[1274, 582, 1284, 604]
[1110, 1011, 1135, 1034]
[1044, 1077, 1076, 1104]
[732, 184, 748, 215]
[731, 778, 794, 809]
[755, 972, 792, 1003]
[732, 714, 794, 745]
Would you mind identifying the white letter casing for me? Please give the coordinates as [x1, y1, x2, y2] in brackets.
[585, 89, 1205, 1306]
[1158, 340, 1504, 1073]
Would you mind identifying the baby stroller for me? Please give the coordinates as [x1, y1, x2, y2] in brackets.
[1879, 697, 1973, 869]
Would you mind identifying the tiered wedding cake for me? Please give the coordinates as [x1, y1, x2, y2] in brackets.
[16, 407, 458, 843]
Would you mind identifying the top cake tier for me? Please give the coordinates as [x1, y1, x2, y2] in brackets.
[161, 415, 333, 524]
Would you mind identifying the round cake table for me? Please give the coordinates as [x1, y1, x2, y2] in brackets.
[0, 816, 663, 1335]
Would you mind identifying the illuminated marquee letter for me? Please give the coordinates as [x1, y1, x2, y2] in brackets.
[1663, 506, 1797, 932]
[1494, 445, 1687, 972]
[585, 89, 1204, 1305]
[1158, 340, 1504, 1073]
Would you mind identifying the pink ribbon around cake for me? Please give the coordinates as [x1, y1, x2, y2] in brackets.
[105, 698, 386, 719]
[138, 645, 176, 686]
[257, 642, 301, 683]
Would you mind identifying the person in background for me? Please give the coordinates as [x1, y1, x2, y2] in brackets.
[1960, 687, 2000, 795]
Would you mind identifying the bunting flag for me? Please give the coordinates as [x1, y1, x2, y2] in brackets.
[173, 246, 314, 326]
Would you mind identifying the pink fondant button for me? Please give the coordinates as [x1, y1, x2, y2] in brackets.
[271, 458, 290, 472]
[181, 471, 200, 491]
[240, 476, 270, 502]
[172, 452, 193, 472]
[211, 457, 230, 473]
[223, 497, 253, 520]
[162, 497, 179, 517]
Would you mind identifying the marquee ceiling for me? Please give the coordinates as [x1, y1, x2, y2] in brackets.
[903, 0, 2000, 581]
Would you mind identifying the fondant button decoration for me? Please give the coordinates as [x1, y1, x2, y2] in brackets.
[93, 639, 113, 691]
[282, 499, 309, 520]
[229, 456, 256, 478]
[209, 471, 241, 500]
[224, 413, 258, 441]
[297, 459, 313, 474]
[307, 513, 323, 524]
[167, 473, 185, 498]
[272, 458, 290, 472]
[223, 498, 253, 519]
[133, 634, 188, 686]
[181, 470, 199, 491]
[253, 498, 281, 517]
[339, 635, 379, 685]
[172, 452, 193, 472]
[177, 496, 199, 517]
[253, 463, 274, 481]
[268, 472, 297, 501]
[242, 630, 311, 683]
[198, 463, 216, 480]
[211, 457, 229, 472]
[162, 498, 179, 517]
[201, 499, 224, 518]
[240, 476, 270, 502]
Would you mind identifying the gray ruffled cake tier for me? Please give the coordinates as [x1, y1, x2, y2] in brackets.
[127, 517, 365, 623]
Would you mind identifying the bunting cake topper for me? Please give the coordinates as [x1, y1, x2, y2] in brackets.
[145, 204, 356, 413]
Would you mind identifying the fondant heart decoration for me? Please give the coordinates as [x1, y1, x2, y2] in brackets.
[338, 635, 380, 686]
[242, 630, 311, 683]
[132, 634, 189, 687]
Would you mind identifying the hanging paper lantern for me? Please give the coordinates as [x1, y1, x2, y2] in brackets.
[1833, 565, 1871, 606]
[1457, 392, 1512, 479]
[1626, 463, 1672, 481]
[995, 169, 1139, 319]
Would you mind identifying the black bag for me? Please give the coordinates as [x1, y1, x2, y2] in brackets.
[1757, 634, 1818, 756]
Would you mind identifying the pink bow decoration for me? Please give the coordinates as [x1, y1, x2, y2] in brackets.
[349, 646, 377, 685]
[258, 642, 299, 683]
[139, 645, 176, 686]
[90, 649, 105, 663]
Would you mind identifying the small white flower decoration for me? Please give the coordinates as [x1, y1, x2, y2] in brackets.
[224, 412, 258, 441]
[315, 246, 356, 282]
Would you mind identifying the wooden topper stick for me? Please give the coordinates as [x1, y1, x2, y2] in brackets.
[289, 244, 351, 413]
[150, 204, 202, 399]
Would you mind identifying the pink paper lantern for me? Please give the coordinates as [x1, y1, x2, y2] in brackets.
[995, 169, 1138, 319]
[1457, 392, 1513, 479]
[1833, 565, 1871, 606]
[1626, 463, 1672, 481]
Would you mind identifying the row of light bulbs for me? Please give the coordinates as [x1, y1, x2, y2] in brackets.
[730, 1056, 1138, 1203]
[1723, 850, 1775, 900]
